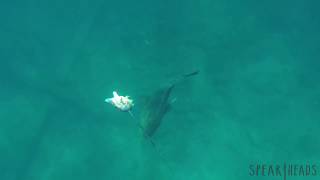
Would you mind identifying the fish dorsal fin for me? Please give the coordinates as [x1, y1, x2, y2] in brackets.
[168, 70, 200, 87]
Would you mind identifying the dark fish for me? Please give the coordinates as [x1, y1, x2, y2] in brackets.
[139, 70, 199, 138]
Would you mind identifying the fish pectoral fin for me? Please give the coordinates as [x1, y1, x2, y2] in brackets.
[170, 98, 177, 104]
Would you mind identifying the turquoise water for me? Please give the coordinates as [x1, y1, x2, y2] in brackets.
[1, 0, 320, 179]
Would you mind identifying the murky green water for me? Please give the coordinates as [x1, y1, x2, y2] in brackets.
[1, 0, 320, 179]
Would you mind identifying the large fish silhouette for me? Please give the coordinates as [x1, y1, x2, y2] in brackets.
[139, 70, 199, 138]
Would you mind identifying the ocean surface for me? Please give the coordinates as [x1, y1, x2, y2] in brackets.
[1, 0, 320, 179]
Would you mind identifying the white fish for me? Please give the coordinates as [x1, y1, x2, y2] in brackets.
[105, 91, 134, 112]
